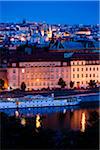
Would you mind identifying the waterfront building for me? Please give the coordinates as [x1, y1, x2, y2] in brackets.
[7, 51, 100, 90]
[70, 53, 100, 88]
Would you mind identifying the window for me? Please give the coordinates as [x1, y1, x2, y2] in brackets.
[51, 75, 54, 79]
[51, 68, 54, 72]
[90, 68, 91, 71]
[12, 63, 16, 67]
[81, 62, 83, 65]
[82, 81, 83, 84]
[86, 81, 88, 84]
[93, 74, 95, 77]
[86, 68, 88, 71]
[73, 68, 75, 71]
[97, 67, 98, 71]
[56, 68, 59, 72]
[77, 68, 79, 71]
[86, 74, 88, 77]
[77, 74, 79, 78]
[82, 74, 83, 78]
[77, 62, 79, 65]
[22, 69, 25, 73]
[93, 67, 95, 71]
[73, 74, 75, 78]
[56, 75, 59, 79]
[90, 74, 91, 77]
[81, 68, 83, 71]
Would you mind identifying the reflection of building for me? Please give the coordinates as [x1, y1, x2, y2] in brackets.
[7, 52, 100, 90]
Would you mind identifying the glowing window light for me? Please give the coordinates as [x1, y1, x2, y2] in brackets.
[36, 79, 39, 82]
[81, 112, 86, 132]
[22, 69, 25, 73]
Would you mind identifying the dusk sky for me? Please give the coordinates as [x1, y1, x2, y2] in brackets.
[0, 1, 99, 24]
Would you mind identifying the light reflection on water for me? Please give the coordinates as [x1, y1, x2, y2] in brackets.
[81, 112, 86, 132]
[0, 106, 99, 132]
[36, 114, 41, 128]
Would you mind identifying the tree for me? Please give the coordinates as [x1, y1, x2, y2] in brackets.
[88, 80, 97, 88]
[58, 78, 66, 88]
[70, 81, 74, 89]
[21, 82, 26, 91]
[0, 79, 5, 89]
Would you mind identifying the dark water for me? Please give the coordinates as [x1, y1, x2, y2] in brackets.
[1, 105, 99, 149]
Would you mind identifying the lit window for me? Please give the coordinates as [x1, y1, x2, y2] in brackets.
[22, 69, 25, 73]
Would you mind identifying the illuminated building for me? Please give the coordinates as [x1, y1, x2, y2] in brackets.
[7, 52, 100, 90]
[70, 53, 100, 88]
[75, 28, 91, 35]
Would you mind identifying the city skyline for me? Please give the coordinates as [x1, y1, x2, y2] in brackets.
[0, 1, 99, 24]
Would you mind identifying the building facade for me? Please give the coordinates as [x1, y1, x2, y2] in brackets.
[7, 52, 100, 90]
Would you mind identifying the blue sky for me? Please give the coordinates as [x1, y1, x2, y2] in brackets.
[0, 1, 99, 24]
